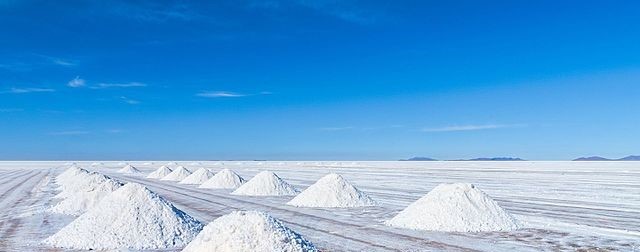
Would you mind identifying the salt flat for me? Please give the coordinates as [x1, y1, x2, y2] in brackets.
[0, 161, 638, 251]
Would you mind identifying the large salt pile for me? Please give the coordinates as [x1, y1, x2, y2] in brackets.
[385, 183, 519, 232]
[231, 171, 298, 196]
[161, 166, 192, 181]
[118, 164, 142, 174]
[179, 168, 214, 185]
[287, 173, 377, 208]
[147, 165, 173, 179]
[44, 183, 203, 250]
[49, 175, 123, 216]
[182, 211, 317, 252]
[199, 169, 246, 189]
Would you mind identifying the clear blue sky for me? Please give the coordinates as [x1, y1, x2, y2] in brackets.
[1, 0, 639, 160]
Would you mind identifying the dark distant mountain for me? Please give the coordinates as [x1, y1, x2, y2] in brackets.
[617, 155, 640, 161]
[452, 157, 525, 161]
[573, 155, 640, 161]
[399, 157, 438, 161]
[573, 156, 611, 161]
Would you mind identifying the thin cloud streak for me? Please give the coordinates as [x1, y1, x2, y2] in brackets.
[421, 124, 527, 132]
[91, 82, 147, 89]
[49, 130, 90, 136]
[196, 91, 271, 98]
[1, 87, 55, 94]
[318, 126, 355, 131]
[67, 76, 85, 87]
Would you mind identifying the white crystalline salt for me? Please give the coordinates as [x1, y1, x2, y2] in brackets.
[182, 211, 317, 252]
[43, 183, 203, 250]
[287, 173, 376, 208]
[385, 183, 519, 232]
[147, 166, 173, 179]
[199, 169, 246, 189]
[49, 176, 123, 216]
[118, 164, 142, 174]
[231, 171, 298, 196]
[161, 166, 192, 181]
[179, 168, 214, 185]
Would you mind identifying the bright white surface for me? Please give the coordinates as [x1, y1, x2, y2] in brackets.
[0, 161, 638, 251]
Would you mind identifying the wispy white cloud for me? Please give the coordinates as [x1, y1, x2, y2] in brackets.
[106, 1, 203, 23]
[0, 108, 23, 112]
[91, 82, 147, 89]
[119, 96, 140, 104]
[49, 130, 90, 136]
[421, 124, 527, 132]
[1, 87, 55, 94]
[106, 129, 126, 133]
[67, 76, 86, 88]
[318, 126, 355, 131]
[196, 91, 272, 98]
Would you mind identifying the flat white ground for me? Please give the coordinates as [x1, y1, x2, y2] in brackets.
[0, 161, 638, 251]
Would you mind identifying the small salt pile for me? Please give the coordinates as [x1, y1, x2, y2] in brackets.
[118, 164, 142, 174]
[54, 171, 107, 199]
[231, 171, 298, 196]
[179, 168, 214, 185]
[287, 173, 376, 208]
[43, 183, 203, 250]
[147, 165, 173, 179]
[199, 169, 246, 189]
[55, 166, 89, 187]
[161, 166, 192, 181]
[385, 183, 519, 232]
[182, 211, 317, 252]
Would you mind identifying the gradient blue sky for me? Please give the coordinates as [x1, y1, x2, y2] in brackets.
[1, 0, 639, 160]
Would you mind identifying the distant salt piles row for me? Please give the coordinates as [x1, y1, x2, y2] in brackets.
[147, 165, 378, 208]
[46, 166, 319, 251]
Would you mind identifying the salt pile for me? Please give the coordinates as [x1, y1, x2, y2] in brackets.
[179, 168, 214, 185]
[147, 165, 173, 179]
[54, 170, 108, 199]
[199, 169, 246, 189]
[166, 161, 178, 166]
[287, 173, 376, 208]
[49, 175, 123, 216]
[44, 183, 203, 250]
[55, 166, 89, 187]
[118, 164, 142, 174]
[90, 162, 103, 167]
[385, 183, 519, 232]
[161, 166, 192, 181]
[231, 171, 298, 196]
[182, 211, 317, 252]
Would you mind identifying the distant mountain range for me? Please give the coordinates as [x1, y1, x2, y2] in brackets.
[399, 157, 525, 161]
[573, 155, 640, 161]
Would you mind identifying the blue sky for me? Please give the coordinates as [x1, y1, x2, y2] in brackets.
[1, 0, 639, 160]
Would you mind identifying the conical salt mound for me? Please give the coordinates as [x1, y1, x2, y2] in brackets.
[179, 168, 214, 185]
[182, 211, 317, 252]
[118, 164, 141, 174]
[231, 171, 298, 196]
[287, 173, 377, 208]
[199, 169, 246, 189]
[49, 177, 123, 216]
[55, 166, 89, 187]
[147, 166, 173, 179]
[161, 166, 192, 181]
[43, 183, 203, 250]
[385, 183, 519, 232]
[54, 171, 109, 199]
